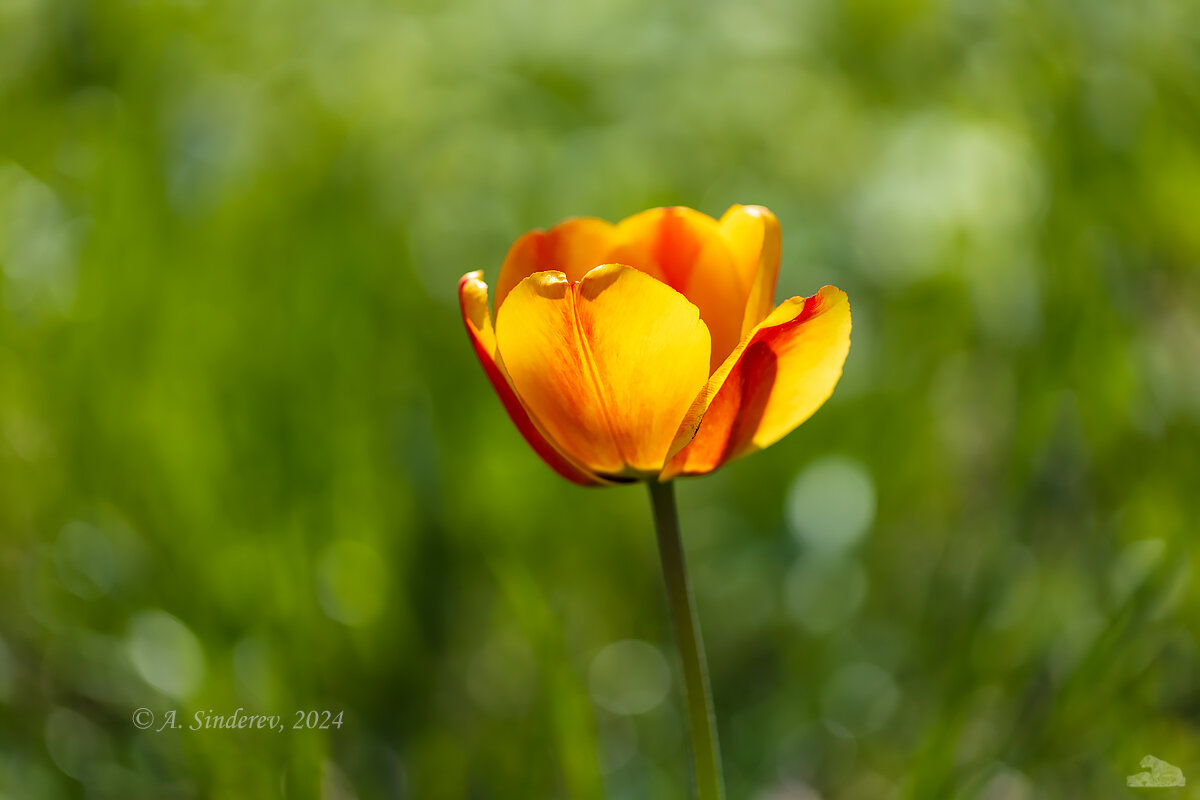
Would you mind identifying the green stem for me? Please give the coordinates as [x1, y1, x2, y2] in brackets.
[648, 480, 725, 800]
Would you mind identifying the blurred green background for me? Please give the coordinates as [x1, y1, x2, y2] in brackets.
[2, 0, 1199, 797]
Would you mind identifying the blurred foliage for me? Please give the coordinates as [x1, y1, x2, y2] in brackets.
[2, 0, 1200, 798]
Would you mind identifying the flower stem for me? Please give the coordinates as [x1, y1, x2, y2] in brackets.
[648, 480, 725, 800]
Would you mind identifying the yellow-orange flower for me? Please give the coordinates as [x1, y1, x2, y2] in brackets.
[459, 205, 851, 486]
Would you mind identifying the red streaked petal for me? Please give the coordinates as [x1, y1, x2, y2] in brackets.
[615, 206, 750, 369]
[459, 271, 605, 486]
[661, 286, 851, 480]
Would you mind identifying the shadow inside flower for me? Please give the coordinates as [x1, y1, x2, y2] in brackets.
[718, 340, 778, 465]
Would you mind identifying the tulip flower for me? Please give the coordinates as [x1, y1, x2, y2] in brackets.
[458, 205, 850, 799]
[459, 205, 850, 486]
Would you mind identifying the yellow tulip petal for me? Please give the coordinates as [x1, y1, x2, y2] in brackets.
[495, 265, 711, 478]
[615, 207, 750, 370]
[459, 272, 606, 486]
[494, 217, 618, 312]
[662, 286, 850, 480]
[718, 205, 782, 335]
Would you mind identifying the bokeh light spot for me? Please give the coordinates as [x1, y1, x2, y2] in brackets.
[589, 639, 671, 716]
[126, 611, 206, 698]
[54, 522, 115, 598]
[0, 164, 81, 316]
[466, 630, 538, 718]
[317, 540, 385, 626]
[0, 635, 14, 702]
[233, 636, 280, 706]
[44, 707, 110, 781]
[820, 662, 899, 737]
[785, 557, 868, 635]
[787, 456, 876, 554]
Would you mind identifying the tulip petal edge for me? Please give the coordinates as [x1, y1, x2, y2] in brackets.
[661, 286, 851, 480]
[458, 271, 608, 486]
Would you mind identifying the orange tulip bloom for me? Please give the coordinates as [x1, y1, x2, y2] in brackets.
[459, 205, 851, 486]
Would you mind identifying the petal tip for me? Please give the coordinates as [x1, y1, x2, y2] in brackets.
[459, 272, 493, 334]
